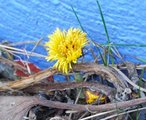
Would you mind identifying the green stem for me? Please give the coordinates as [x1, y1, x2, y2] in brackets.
[96, 0, 110, 43]
[102, 43, 146, 47]
[71, 5, 85, 32]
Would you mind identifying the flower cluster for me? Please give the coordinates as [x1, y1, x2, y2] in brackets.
[45, 28, 88, 74]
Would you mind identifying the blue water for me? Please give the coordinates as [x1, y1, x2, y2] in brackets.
[0, 0, 146, 69]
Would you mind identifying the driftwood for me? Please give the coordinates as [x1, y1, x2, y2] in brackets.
[23, 82, 115, 100]
[0, 96, 146, 120]
[39, 96, 146, 112]
[0, 62, 146, 95]
[0, 62, 146, 120]
[73, 63, 128, 91]
[0, 68, 57, 91]
[0, 63, 126, 92]
[0, 62, 146, 104]
[73, 63, 146, 93]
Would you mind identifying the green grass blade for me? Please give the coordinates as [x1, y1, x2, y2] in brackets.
[98, 48, 107, 65]
[95, 0, 110, 43]
[138, 68, 145, 98]
[96, 0, 114, 65]
[71, 5, 98, 46]
[71, 5, 105, 59]
[71, 5, 85, 31]
[102, 43, 146, 47]
[135, 57, 146, 64]
[110, 49, 115, 65]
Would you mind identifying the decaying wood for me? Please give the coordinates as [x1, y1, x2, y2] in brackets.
[111, 64, 146, 70]
[0, 62, 146, 95]
[35, 96, 146, 112]
[23, 82, 115, 100]
[83, 63, 146, 70]
[0, 68, 57, 91]
[73, 63, 146, 93]
[0, 96, 146, 120]
[73, 63, 128, 91]
[126, 62, 139, 84]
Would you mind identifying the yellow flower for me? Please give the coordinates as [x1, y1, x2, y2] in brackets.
[85, 89, 106, 104]
[45, 28, 88, 74]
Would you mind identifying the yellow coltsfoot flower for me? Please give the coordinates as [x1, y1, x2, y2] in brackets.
[45, 28, 88, 74]
[85, 89, 106, 104]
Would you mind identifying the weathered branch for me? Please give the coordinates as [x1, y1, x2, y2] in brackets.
[0, 62, 145, 94]
[0, 95, 146, 120]
[0, 68, 57, 91]
[73, 63, 128, 90]
[23, 82, 115, 100]
[38, 96, 146, 112]
[73, 63, 146, 92]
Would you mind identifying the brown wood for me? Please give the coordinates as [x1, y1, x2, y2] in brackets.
[0, 68, 57, 91]
[0, 96, 146, 120]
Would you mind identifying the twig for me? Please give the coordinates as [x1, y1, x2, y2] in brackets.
[9, 41, 40, 46]
[73, 63, 146, 93]
[30, 38, 43, 56]
[1, 96, 146, 120]
[113, 64, 146, 70]
[23, 49, 31, 74]
[23, 82, 114, 100]
[6, 49, 46, 58]
[100, 106, 146, 120]
[79, 110, 116, 120]
[0, 44, 46, 58]
[0, 68, 57, 91]
[38, 96, 146, 112]
[73, 63, 128, 91]
[113, 66, 146, 93]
